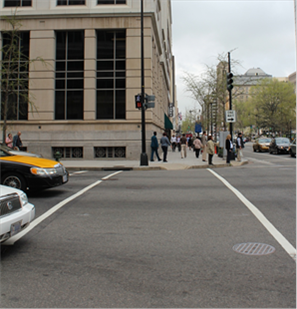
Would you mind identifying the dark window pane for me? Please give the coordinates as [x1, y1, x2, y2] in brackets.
[67, 61, 84, 71]
[116, 61, 125, 70]
[97, 31, 114, 59]
[56, 62, 65, 71]
[18, 94, 28, 120]
[67, 72, 83, 78]
[56, 73, 65, 78]
[55, 91, 65, 119]
[69, 0, 85, 4]
[97, 61, 113, 71]
[20, 32, 29, 58]
[97, 71, 113, 78]
[6, 93, 17, 120]
[98, 0, 114, 4]
[116, 71, 125, 77]
[56, 32, 66, 60]
[22, 0, 32, 6]
[115, 31, 125, 59]
[67, 91, 83, 119]
[67, 31, 84, 60]
[57, 0, 67, 4]
[67, 79, 83, 89]
[116, 0, 126, 3]
[115, 90, 125, 119]
[97, 79, 113, 89]
[56, 79, 65, 89]
[4, 0, 20, 7]
[115, 79, 125, 89]
[97, 90, 113, 119]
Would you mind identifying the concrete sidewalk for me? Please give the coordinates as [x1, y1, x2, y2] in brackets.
[61, 148, 248, 171]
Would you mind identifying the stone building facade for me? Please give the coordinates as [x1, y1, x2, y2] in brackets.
[0, 0, 176, 160]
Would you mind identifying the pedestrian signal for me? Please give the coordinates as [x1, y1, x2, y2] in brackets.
[135, 95, 142, 109]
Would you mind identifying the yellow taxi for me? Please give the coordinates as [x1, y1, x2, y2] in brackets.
[0, 148, 68, 191]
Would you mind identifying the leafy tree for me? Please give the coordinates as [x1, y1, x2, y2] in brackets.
[249, 78, 296, 133]
[1, 14, 45, 143]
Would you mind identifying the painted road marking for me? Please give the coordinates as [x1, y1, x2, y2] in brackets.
[208, 168, 296, 262]
[5, 171, 123, 245]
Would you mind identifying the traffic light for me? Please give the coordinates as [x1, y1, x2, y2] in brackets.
[135, 94, 142, 109]
[227, 72, 234, 91]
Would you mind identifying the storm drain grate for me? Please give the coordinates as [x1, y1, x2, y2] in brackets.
[233, 242, 275, 256]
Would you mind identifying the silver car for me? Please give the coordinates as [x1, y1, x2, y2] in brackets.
[0, 144, 42, 158]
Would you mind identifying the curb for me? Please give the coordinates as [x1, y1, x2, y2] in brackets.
[66, 161, 248, 172]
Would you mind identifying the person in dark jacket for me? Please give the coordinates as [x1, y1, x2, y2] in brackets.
[225, 134, 233, 164]
[150, 131, 161, 162]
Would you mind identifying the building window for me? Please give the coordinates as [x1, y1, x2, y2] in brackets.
[55, 31, 84, 120]
[94, 147, 126, 158]
[57, 0, 85, 5]
[52, 147, 83, 158]
[97, 0, 126, 5]
[96, 30, 126, 119]
[1, 31, 29, 120]
[4, 0, 31, 6]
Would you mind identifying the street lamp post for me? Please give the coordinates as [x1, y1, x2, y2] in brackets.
[140, 0, 148, 166]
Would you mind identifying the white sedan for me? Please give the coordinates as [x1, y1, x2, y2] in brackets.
[0, 185, 35, 243]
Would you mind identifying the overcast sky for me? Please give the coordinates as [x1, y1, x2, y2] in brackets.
[171, 0, 296, 116]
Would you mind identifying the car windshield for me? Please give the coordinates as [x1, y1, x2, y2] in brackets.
[0, 149, 13, 157]
[259, 138, 271, 143]
[275, 138, 290, 144]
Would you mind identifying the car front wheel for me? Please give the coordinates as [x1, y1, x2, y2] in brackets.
[2, 173, 27, 191]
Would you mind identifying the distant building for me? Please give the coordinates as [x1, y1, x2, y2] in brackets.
[234, 68, 272, 102]
[288, 72, 296, 93]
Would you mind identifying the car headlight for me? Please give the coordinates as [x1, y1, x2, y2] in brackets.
[30, 167, 57, 176]
[20, 192, 28, 206]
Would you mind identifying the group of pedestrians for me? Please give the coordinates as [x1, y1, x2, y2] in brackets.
[4, 131, 23, 150]
[225, 132, 244, 163]
[150, 130, 216, 165]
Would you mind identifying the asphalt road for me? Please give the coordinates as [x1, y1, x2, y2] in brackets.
[1, 143, 296, 308]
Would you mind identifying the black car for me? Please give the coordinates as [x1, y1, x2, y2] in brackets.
[269, 137, 290, 154]
[0, 148, 69, 191]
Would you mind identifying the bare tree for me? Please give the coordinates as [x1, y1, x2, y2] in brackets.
[1, 13, 46, 143]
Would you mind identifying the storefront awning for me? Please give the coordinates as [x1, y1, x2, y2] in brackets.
[164, 113, 173, 130]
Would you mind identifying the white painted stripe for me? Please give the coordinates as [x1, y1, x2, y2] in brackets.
[73, 170, 88, 174]
[5, 171, 123, 245]
[245, 157, 275, 165]
[102, 170, 123, 180]
[207, 168, 296, 262]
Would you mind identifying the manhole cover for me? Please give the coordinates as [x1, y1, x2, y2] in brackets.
[233, 242, 275, 256]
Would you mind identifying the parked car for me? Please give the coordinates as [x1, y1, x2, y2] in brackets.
[0, 148, 69, 191]
[0, 185, 35, 243]
[269, 137, 290, 154]
[288, 139, 296, 157]
[0, 144, 42, 158]
[253, 138, 271, 152]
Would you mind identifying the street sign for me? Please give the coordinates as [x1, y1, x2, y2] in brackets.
[225, 110, 236, 123]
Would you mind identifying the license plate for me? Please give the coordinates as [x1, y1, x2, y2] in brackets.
[63, 174, 68, 183]
[10, 221, 22, 236]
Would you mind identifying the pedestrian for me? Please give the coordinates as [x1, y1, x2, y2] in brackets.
[188, 135, 193, 151]
[150, 131, 162, 162]
[13, 131, 23, 150]
[236, 132, 244, 162]
[193, 135, 202, 158]
[160, 132, 171, 162]
[5, 133, 13, 148]
[171, 134, 177, 152]
[201, 131, 207, 162]
[225, 134, 233, 164]
[176, 135, 181, 152]
[207, 135, 215, 165]
[180, 133, 187, 159]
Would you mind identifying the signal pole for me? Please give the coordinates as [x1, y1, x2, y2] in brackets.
[140, 0, 148, 166]
[228, 52, 233, 141]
